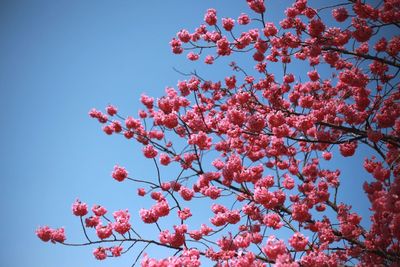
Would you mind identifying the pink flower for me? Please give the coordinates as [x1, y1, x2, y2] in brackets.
[92, 205, 107, 216]
[96, 223, 113, 239]
[263, 213, 282, 229]
[189, 230, 203, 240]
[263, 22, 278, 37]
[102, 125, 113, 135]
[282, 175, 295, 190]
[106, 105, 117, 116]
[111, 246, 123, 257]
[36, 226, 66, 243]
[247, 0, 266, 14]
[292, 203, 311, 222]
[113, 210, 131, 235]
[157, 154, 170, 167]
[204, 55, 214, 64]
[169, 38, 183, 54]
[154, 200, 170, 217]
[89, 108, 108, 123]
[139, 208, 158, 224]
[137, 188, 146, 196]
[201, 185, 221, 200]
[188, 131, 212, 150]
[322, 152, 332, 161]
[36, 226, 53, 242]
[262, 236, 287, 260]
[124, 130, 134, 139]
[177, 29, 191, 43]
[179, 187, 194, 201]
[352, 19, 372, 42]
[187, 52, 199, 61]
[289, 232, 308, 251]
[332, 7, 348, 22]
[111, 165, 128, 182]
[374, 37, 387, 52]
[339, 141, 357, 157]
[307, 70, 319, 81]
[204, 8, 217, 26]
[216, 37, 231, 56]
[222, 18, 235, 31]
[93, 247, 107, 260]
[387, 36, 400, 56]
[225, 75, 236, 89]
[142, 145, 158, 158]
[50, 227, 66, 243]
[308, 19, 325, 37]
[237, 13, 250, 25]
[111, 121, 122, 133]
[85, 216, 100, 228]
[72, 199, 88, 217]
[178, 208, 192, 220]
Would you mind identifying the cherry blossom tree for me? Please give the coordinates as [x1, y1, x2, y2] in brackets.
[36, 0, 400, 266]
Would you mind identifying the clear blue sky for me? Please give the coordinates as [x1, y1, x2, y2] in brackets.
[0, 1, 373, 266]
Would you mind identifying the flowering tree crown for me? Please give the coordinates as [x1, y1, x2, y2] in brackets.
[37, 0, 400, 266]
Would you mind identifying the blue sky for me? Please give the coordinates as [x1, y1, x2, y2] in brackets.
[1, 1, 375, 266]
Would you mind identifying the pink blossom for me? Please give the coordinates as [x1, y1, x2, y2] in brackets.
[322, 152, 332, 161]
[179, 186, 194, 201]
[263, 22, 278, 37]
[339, 141, 357, 157]
[263, 213, 282, 229]
[237, 13, 250, 25]
[204, 8, 217, 26]
[72, 199, 88, 217]
[308, 19, 325, 37]
[222, 18, 235, 31]
[93, 247, 107, 260]
[85, 216, 100, 228]
[111, 246, 123, 257]
[169, 38, 183, 54]
[96, 223, 113, 239]
[106, 105, 117, 116]
[178, 208, 192, 220]
[262, 236, 287, 260]
[140, 94, 154, 109]
[142, 145, 158, 158]
[50, 227, 66, 243]
[388, 36, 400, 56]
[139, 208, 158, 224]
[289, 232, 308, 251]
[352, 19, 372, 42]
[247, 0, 266, 14]
[153, 200, 170, 217]
[187, 52, 199, 61]
[92, 205, 107, 216]
[177, 29, 191, 43]
[137, 188, 146, 196]
[36, 226, 53, 242]
[292, 203, 311, 222]
[188, 131, 212, 150]
[204, 55, 214, 64]
[102, 125, 113, 135]
[216, 37, 231, 56]
[111, 165, 128, 182]
[332, 7, 348, 22]
[307, 70, 319, 81]
[113, 209, 131, 235]
[111, 121, 122, 133]
[157, 154, 170, 167]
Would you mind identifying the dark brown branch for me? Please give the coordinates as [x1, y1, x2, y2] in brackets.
[321, 46, 400, 68]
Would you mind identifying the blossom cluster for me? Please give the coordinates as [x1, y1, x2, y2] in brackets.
[37, 0, 400, 265]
